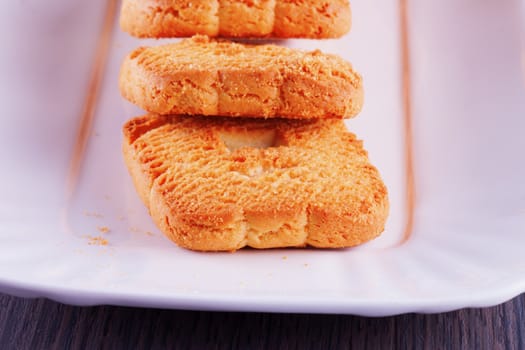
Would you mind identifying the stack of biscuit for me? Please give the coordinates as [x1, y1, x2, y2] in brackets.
[119, 0, 389, 251]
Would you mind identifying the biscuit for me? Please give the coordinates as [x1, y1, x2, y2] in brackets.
[120, 0, 351, 39]
[123, 114, 389, 251]
[119, 36, 364, 119]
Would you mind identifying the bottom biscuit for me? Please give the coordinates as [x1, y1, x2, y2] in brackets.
[123, 114, 389, 251]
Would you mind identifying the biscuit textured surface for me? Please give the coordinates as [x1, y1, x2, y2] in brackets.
[119, 36, 363, 119]
[120, 0, 351, 39]
[123, 114, 389, 251]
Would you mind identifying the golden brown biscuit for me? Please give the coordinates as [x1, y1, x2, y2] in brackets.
[123, 114, 389, 251]
[120, 0, 351, 39]
[119, 36, 364, 119]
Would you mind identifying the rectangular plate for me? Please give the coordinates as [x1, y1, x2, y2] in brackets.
[0, 0, 524, 316]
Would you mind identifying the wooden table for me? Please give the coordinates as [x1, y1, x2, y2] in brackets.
[1, 293, 523, 348]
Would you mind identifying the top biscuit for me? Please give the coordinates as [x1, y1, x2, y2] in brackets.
[120, 0, 351, 39]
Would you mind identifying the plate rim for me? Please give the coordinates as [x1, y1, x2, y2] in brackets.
[2, 0, 524, 316]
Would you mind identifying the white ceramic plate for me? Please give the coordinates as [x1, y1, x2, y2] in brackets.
[0, 0, 524, 316]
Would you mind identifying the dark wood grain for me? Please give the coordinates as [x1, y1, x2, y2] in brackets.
[0, 293, 523, 349]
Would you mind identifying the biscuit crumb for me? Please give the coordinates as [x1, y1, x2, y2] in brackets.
[282, 256, 288, 260]
[145, 231, 155, 236]
[87, 236, 109, 246]
[97, 226, 110, 234]
[304, 263, 309, 267]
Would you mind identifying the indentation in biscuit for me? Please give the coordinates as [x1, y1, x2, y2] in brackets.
[219, 129, 277, 151]
[218, 127, 292, 178]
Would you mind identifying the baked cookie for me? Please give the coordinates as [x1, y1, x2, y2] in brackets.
[123, 114, 389, 251]
[119, 35, 364, 119]
[120, 0, 351, 39]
